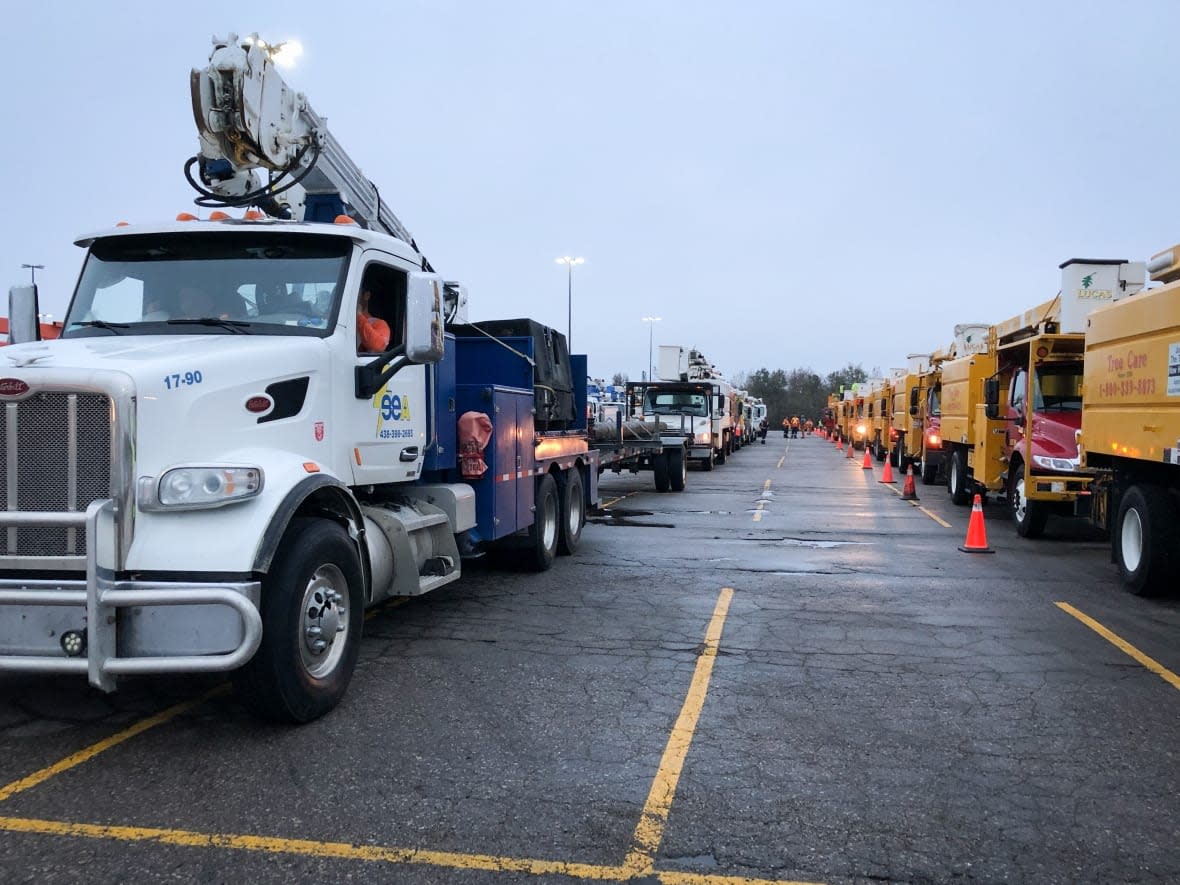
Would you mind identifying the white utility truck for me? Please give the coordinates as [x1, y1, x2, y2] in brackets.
[0, 35, 600, 722]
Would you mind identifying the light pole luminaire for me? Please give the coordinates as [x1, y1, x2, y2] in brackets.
[555, 256, 584, 349]
[642, 316, 661, 382]
[21, 264, 44, 285]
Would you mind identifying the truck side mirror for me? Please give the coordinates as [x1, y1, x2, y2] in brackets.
[983, 378, 1000, 420]
[405, 273, 446, 364]
[7, 285, 41, 344]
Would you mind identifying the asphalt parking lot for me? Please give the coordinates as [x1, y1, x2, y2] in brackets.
[2, 434, 1179, 884]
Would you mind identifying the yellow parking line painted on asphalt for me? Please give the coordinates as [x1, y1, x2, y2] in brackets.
[0, 814, 824, 884]
[1056, 602, 1180, 692]
[601, 491, 637, 509]
[625, 587, 734, 875]
[776, 456, 785, 469]
[918, 507, 951, 528]
[0, 815, 632, 880]
[0, 685, 227, 803]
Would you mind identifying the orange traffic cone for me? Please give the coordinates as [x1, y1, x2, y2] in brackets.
[836, 437, 843, 451]
[958, 494, 994, 554]
[879, 456, 894, 484]
[862, 447, 873, 470]
[901, 464, 919, 500]
[846, 439, 855, 460]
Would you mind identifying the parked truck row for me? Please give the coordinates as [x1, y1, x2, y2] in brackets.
[837, 254, 1179, 595]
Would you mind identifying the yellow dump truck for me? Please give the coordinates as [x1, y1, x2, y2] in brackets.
[1081, 245, 1180, 594]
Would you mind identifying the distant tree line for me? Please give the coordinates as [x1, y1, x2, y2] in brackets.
[733, 363, 871, 425]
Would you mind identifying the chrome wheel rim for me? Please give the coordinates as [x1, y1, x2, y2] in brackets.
[1121, 508, 1144, 572]
[1012, 477, 1028, 523]
[299, 564, 349, 678]
[566, 483, 584, 538]
[542, 490, 558, 550]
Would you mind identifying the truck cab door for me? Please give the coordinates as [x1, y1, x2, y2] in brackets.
[344, 257, 428, 486]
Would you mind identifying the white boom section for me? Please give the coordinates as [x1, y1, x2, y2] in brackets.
[190, 34, 417, 248]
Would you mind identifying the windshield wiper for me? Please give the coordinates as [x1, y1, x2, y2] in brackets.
[166, 317, 253, 334]
[72, 320, 130, 335]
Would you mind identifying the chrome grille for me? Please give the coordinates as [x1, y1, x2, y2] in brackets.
[1, 393, 113, 557]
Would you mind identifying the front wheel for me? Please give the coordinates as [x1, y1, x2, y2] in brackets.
[235, 518, 364, 723]
[1009, 462, 1048, 538]
[668, 447, 687, 492]
[715, 442, 726, 465]
[1115, 484, 1179, 596]
[558, 469, 584, 556]
[700, 450, 714, 471]
[948, 449, 970, 505]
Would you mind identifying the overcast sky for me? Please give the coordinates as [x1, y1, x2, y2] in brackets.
[3, 1, 1177, 384]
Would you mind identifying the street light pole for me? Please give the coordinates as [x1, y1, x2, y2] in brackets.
[554, 256, 584, 349]
[642, 316, 661, 383]
[21, 264, 44, 285]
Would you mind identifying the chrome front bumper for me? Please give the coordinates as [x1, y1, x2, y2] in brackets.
[0, 500, 262, 691]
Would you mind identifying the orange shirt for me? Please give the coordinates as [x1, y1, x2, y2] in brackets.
[357, 312, 391, 353]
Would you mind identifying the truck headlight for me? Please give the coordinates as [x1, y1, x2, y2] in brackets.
[139, 466, 264, 511]
[1032, 455, 1079, 472]
[695, 431, 712, 444]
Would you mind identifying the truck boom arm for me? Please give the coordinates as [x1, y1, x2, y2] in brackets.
[188, 33, 430, 268]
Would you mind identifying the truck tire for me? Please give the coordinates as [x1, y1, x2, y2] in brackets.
[653, 452, 671, 493]
[1008, 461, 1048, 538]
[669, 447, 686, 492]
[234, 517, 363, 723]
[716, 440, 727, 465]
[529, 474, 560, 571]
[1115, 484, 1179, 596]
[557, 469, 584, 556]
[920, 455, 938, 486]
[700, 451, 714, 471]
[948, 449, 970, 506]
[875, 440, 887, 462]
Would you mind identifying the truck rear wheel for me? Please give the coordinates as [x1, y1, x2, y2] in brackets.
[235, 517, 364, 723]
[529, 474, 559, 571]
[557, 469, 584, 556]
[1008, 462, 1048, 538]
[668, 447, 686, 492]
[920, 456, 938, 485]
[948, 449, 970, 506]
[1115, 484, 1179, 596]
[653, 452, 671, 492]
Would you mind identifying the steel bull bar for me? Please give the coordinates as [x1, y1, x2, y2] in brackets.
[0, 500, 262, 691]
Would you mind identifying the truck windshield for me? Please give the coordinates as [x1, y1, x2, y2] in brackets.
[645, 391, 707, 416]
[927, 386, 941, 416]
[1033, 365, 1083, 411]
[62, 232, 351, 338]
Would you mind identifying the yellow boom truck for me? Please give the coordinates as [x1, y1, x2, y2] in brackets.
[890, 354, 930, 471]
[976, 259, 1147, 536]
[1082, 245, 1180, 594]
[914, 346, 952, 484]
[866, 377, 892, 461]
[937, 324, 998, 506]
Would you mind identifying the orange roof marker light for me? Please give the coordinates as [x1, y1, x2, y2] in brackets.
[243, 209, 264, 220]
[209, 210, 231, 221]
[176, 212, 198, 222]
[115, 221, 130, 227]
[334, 214, 358, 225]
[302, 462, 321, 473]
